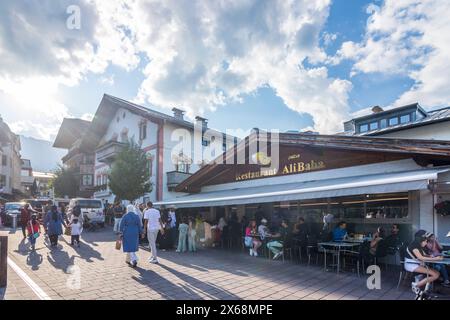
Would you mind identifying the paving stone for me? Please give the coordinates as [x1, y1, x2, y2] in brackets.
[2, 226, 443, 301]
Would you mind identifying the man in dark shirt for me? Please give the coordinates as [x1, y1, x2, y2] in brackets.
[267, 219, 292, 260]
[113, 201, 125, 234]
[385, 224, 402, 249]
[20, 204, 32, 238]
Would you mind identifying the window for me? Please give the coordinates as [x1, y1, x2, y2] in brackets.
[202, 139, 210, 146]
[146, 158, 153, 177]
[139, 121, 147, 140]
[0, 174, 5, 187]
[380, 119, 387, 129]
[389, 117, 398, 126]
[359, 124, 369, 133]
[120, 131, 128, 143]
[369, 122, 378, 130]
[84, 154, 94, 165]
[82, 175, 93, 186]
[96, 175, 102, 186]
[400, 114, 410, 124]
[78, 200, 102, 208]
[1, 155, 6, 166]
[176, 161, 190, 173]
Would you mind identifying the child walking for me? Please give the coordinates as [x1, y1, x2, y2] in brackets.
[70, 218, 83, 247]
[176, 216, 189, 253]
[27, 214, 41, 251]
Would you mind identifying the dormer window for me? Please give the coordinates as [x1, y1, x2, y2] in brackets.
[369, 122, 378, 130]
[389, 117, 398, 126]
[400, 114, 410, 124]
[359, 124, 369, 133]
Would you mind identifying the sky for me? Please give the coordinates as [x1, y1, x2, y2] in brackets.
[0, 0, 449, 142]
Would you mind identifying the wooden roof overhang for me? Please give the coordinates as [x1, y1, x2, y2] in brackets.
[175, 132, 450, 193]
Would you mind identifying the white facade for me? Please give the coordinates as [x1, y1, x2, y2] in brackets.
[93, 106, 233, 204]
[0, 141, 22, 195]
[377, 121, 450, 140]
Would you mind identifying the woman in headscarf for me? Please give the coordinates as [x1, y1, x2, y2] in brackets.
[44, 205, 66, 247]
[119, 205, 143, 267]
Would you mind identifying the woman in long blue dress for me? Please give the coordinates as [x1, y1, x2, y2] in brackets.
[119, 205, 143, 267]
[44, 205, 66, 248]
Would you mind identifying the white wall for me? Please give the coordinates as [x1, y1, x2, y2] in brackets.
[93, 108, 210, 203]
[379, 121, 450, 140]
[94, 107, 159, 202]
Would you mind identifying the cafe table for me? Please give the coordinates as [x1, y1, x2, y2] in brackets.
[318, 242, 361, 273]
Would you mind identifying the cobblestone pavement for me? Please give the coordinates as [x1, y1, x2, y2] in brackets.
[1, 226, 446, 300]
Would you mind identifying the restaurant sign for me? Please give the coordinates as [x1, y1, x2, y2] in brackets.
[235, 151, 326, 181]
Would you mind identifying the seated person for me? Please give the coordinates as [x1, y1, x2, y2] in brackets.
[405, 233, 443, 297]
[267, 219, 292, 260]
[258, 218, 271, 240]
[385, 224, 402, 249]
[293, 217, 308, 243]
[369, 227, 387, 257]
[332, 221, 347, 242]
[426, 233, 450, 287]
[245, 220, 261, 257]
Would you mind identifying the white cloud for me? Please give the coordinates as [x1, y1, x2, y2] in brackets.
[334, 0, 450, 109]
[0, 0, 353, 138]
[0, 0, 139, 140]
[130, 0, 350, 133]
[99, 75, 114, 85]
[81, 113, 94, 121]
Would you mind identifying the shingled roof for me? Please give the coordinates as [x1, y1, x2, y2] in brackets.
[53, 118, 91, 149]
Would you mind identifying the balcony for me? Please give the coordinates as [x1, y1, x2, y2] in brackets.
[166, 171, 192, 191]
[80, 164, 94, 175]
[96, 141, 126, 164]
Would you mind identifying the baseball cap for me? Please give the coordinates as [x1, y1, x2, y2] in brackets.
[261, 218, 268, 223]
[415, 230, 427, 238]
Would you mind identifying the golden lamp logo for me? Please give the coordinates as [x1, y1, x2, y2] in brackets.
[251, 152, 272, 166]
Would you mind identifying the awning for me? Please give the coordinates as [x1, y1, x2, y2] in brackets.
[155, 167, 450, 208]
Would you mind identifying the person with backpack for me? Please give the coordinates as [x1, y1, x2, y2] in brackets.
[27, 214, 41, 251]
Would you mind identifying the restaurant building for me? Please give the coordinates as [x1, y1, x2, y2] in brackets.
[156, 131, 450, 241]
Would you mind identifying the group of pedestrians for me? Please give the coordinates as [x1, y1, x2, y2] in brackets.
[118, 201, 202, 267]
[119, 201, 165, 267]
[19, 200, 83, 251]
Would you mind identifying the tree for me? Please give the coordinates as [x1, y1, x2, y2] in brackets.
[51, 166, 79, 198]
[108, 141, 151, 201]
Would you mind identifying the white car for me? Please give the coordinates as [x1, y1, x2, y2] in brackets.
[67, 198, 105, 226]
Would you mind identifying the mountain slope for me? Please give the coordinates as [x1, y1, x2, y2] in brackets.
[19, 135, 66, 172]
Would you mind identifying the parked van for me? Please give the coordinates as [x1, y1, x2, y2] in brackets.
[67, 198, 105, 226]
[53, 198, 70, 209]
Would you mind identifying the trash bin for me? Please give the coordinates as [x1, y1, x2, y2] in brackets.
[12, 214, 17, 229]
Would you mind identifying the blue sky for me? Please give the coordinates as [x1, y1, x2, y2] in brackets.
[0, 0, 449, 140]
